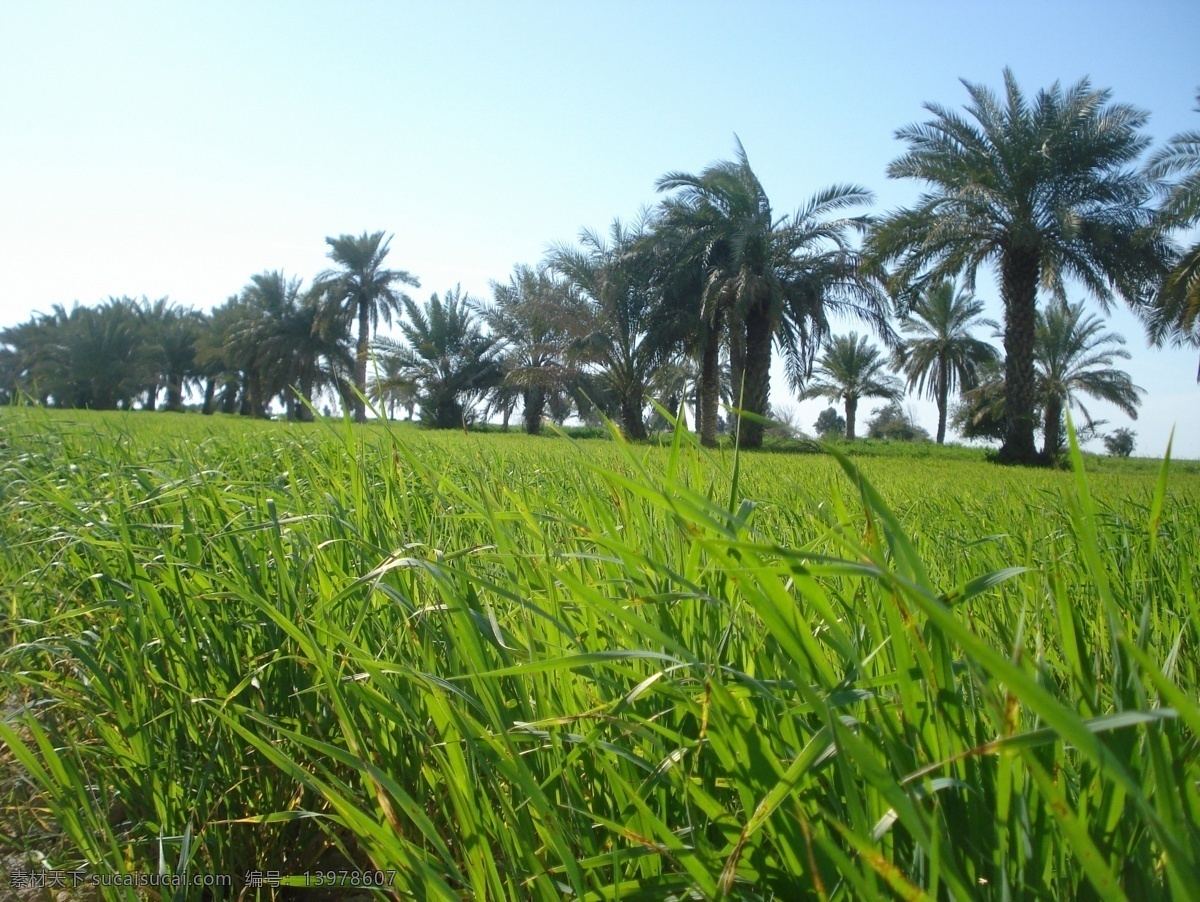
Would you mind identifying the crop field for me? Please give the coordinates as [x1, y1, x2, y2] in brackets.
[1, 408, 1198, 900]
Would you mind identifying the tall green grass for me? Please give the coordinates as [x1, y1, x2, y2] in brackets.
[1, 408, 1197, 899]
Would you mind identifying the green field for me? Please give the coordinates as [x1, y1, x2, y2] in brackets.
[2, 409, 1198, 900]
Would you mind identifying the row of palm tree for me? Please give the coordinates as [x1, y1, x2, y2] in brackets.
[807, 294, 1142, 457]
[2, 71, 1196, 462]
[372, 76, 1196, 461]
[0, 296, 206, 412]
[0, 234, 406, 421]
[952, 300, 1144, 457]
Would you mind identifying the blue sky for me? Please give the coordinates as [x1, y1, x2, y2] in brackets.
[1, 1, 1198, 455]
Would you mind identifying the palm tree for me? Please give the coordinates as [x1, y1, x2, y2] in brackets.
[654, 140, 887, 448]
[382, 287, 502, 428]
[156, 306, 204, 412]
[1144, 90, 1200, 379]
[548, 217, 663, 440]
[1037, 300, 1143, 457]
[49, 299, 145, 410]
[317, 231, 420, 422]
[0, 315, 58, 404]
[196, 298, 247, 415]
[893, 280, 999, 443]
[639, 208, 723, 445]
[230, 271, 307, 417]
[276, 292, 354, 420]
[136, 296, 175, 410]
[803, 333, 903, 440]
[482, 264, 583, 435]
[869, 69, 1168, 464]
[369, 354, 420, 421]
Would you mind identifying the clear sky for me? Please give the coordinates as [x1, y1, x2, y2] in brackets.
[2, 1, 1198, 456]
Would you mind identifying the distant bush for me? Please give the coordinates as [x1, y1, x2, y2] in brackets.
[1104, 427, 1136, 457]
[813, 406, 846, 438]
[866, 402, 931, 442]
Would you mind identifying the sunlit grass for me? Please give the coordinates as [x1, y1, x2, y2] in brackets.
[1, 407, 1197, 900]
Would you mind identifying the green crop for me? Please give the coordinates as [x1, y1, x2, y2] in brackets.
[1, 408, 1197, 900]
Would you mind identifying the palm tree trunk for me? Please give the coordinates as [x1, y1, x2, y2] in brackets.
[248, 370, 267, 418]
[222, 380, 239, 415]
[145, 384, 158, 411]
[295, 374, 314, 422]
[936, 356, 949, 444]
[845, 395, 858, 440]
[1043, 395, 1063, 459]
[999, 249, 1041, 464]
[202, 378, 216, 415]
[166, 377, 184, 412]
[740, 309, 773, 449]
[621, 395, 646, 440]
[523, 387, 545, 435]
[699, 314, 722, 448]
[354, 302, 370, 423]
[238, 375, 252, 417]
[729, 317, 746, 411]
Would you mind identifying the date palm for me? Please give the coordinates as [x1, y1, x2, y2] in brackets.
[639, 206, 723, 445]
[1037, 299, 1143, 457]
[231, 271, 306, 417]
[483, 264, 583, 435]
[266, 286, 353, 420]
[803, 333, 903, 440]
[893, 280, 998, 443]
[52, 299, 145, 410]
[1144, 90, 1200, 379]
[197, 298, 248, 415]
[1, 314, 59, 404]
[382, 287, 501, 428]
[317, 231, 419, 422]
[548, 217, 662, 440]
[369, 353, 420, 421]
[152, 304, 204, 412]
[655, 140, 885, 448]
[870, 69, 1168, 464]
[136, 296, 192, 411]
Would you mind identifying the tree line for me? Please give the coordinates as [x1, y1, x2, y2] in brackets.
[2, 70, 1197, 464]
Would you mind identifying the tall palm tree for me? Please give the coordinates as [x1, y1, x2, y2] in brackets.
[639, 207, 723, 445]
[1037, 300, 1143, 457]
[1144, 90, 1200, 379]
[869, 69, 1169, 464]
[0, 315, 58, 404]
[52, 299, 145, 410]
[893, 280, 998, 443]
[548, 217, 663, 440]
[803, 333, 903, 440]
[230, 271, 307, 417]
[654, 140, 887, 448]
[156, 306, 204, 412]
[275, 291, 354, 420]
[136, 296, 176, 410]
[317, 231, 420, 422]
[482, 264, 583, 435]
[382, 287, 502, 428]
[196, 298, 247, 415]
[369, 354, 420, 421]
